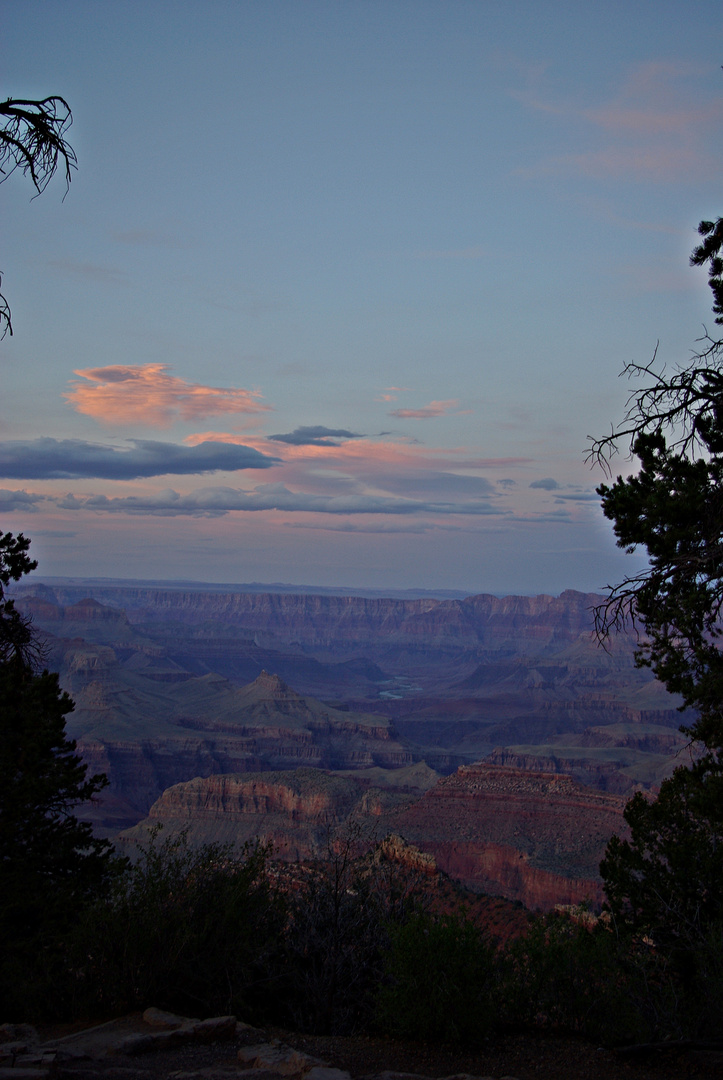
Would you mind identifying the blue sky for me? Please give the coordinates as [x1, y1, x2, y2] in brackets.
[2, 1, 722, 594]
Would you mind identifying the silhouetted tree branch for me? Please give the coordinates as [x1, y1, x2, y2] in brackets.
[587, 219, 723, 658]
[0, 96, 77, 337]
[0, 96, 76, 194]
[587, 336, 723, 475]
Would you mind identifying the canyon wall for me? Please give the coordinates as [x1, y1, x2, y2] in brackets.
[123, 762, 624, 910]
[21, 584, 611, 656]
[12, 585, 682, 909]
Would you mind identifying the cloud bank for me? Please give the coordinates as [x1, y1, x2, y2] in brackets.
[11, 484, 508, 519]
[0, 438, 278, 480]
[0, 489, 47, 513]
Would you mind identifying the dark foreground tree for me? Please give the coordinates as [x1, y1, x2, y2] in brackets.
[589, 218, 723, 752]
[0, 96, 76, 336]
[0, 530, 36, 664]
[601, 760, 723, 950]
[591, 220, 723, 1039]
[0, 532, 115, 1016]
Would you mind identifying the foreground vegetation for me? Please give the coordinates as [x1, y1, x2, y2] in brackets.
[1, 824, 722, 1051]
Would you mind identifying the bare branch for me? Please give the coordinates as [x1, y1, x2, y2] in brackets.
[0, 272, 11, 338]
[587, 336, 723, 475]
[0, 96, 77, 335]
[0, 96, 76, 195]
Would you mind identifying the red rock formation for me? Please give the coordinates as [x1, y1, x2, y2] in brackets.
[123, 762, 625, 910]
[385, 763, 626, 909]
[65, 666, 411, 831]
[120, 768, 416, 861]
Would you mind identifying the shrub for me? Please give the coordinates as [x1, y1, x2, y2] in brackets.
[279, 827, 419, 1035]
[376, 911, 496, 1045]
[70, 828, 284, 1020]
[499, 911, 652, 1045]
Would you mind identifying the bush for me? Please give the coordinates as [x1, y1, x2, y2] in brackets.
[376, 911, 496, 1045]
[280, 828, 420, 1035]
[499, 911, 656, 1045]
[69, 828, 284, 1020]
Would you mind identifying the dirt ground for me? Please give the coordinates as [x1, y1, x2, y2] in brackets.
[35, 1015, 723, 1080]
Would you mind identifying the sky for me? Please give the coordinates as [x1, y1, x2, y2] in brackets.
[1, 1, 722, 595]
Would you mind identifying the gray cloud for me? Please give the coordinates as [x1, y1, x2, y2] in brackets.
[51, 484, 510, 518]
[529, 478, 561, 490]
[288, 521, 430, 534]
[0, 438, 279, 481]
[554, 492, 601, 502]
[0, 489, 47, 513]
[267, 426, 365, 447]
[49, 259, 127, 285]
[375, 472, 496, 498]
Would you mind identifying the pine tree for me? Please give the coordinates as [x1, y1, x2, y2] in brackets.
[591, 223, 723, 1037]
[0, 532, 116, 1010]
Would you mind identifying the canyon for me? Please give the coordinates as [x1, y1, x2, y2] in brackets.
[121, 762, 623, 909]
[13, 581, 687, 906]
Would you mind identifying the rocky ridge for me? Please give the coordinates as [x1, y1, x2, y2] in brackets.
[122, 763, 624, 909]
[10, 585, 687, 909]
[18, 584, 619, 655]
[54, 662, 411, 830]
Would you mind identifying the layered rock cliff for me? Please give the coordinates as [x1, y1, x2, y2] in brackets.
[20, 584, 610, 656]
[55, 659, 411, 829]
[120, 767, 419, 861]
[124, 762, 625, 910]
[385, 763, 625, 907]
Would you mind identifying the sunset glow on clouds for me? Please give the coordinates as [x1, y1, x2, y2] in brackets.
[518, 60, 722, 182]
[65, 365, 270, 427]
[183, 429, 531, 476]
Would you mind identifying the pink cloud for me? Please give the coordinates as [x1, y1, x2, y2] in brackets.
[376, 385, 411, 402]
[587, 103, 717, 136]
[587, 61, 719, 134]
[516, 59, 721, 183]
[528, 146, 701, 182]
[185, 430, 526, 470]
[65, 365, 271, 428]
[389, 399, 460, 419]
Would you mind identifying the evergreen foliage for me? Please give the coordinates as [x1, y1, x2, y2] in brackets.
[591, 219, 723, 1038]
[0, 532, 116, 1016]
[591, 218, 723, 753]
